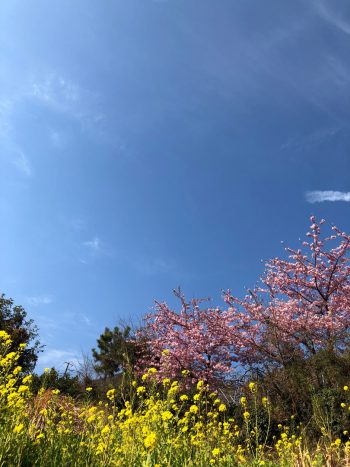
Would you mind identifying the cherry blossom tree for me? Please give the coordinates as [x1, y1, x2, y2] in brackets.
[138, 217, 350, 383]
[224, 217, 350, 368]
[138, 288, 239, 385]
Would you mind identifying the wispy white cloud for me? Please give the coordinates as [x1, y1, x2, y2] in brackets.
[31, 310, 93, 337]
[49, 128, 64, 147]
[326, 55, 350, 90]
[81, 236, 116, 263]
[26, 73, 108, 137]
[83, 237, 101, 252]
[185, 7, 347, 125]
[0, 71, 110, 161]
[29, 310, 95, 371]
[281, 125, 344, 152]
[63, 311, 93, 328]
[27, 295, 53, 306]
[305, 190, 350, 203]
[29, 74, 81, 114]
[0, 72, 100, 178]
[81, 314, 92, 326]
[38, 348, 81, 371]
[11, 149, 32, 177]
[314, 0, 350, 35]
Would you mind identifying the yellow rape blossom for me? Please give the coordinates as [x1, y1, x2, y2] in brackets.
[248, 382, 256, 392]
[161, 410, 173, 421]
[106, 388, 116, 399]
[218, 403, 226, 412]
[13, 423, 24, 434]
[144, 432, 157, 450]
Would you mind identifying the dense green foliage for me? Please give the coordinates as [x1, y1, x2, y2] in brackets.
[0, 294, 41, 373]
[31, 367, 82, 398]
[92, 325, 141, 378]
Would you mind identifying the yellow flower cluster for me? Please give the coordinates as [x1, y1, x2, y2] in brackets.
[2, 334, 350, 466]
[0, 338, 243, 466]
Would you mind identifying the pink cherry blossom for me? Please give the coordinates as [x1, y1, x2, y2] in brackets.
[137, 288, 239, 386]
[137, 217, 350, 383]
[224, 217, 350, 367]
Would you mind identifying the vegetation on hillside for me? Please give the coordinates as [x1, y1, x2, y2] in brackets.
[2, 330, 350, 466]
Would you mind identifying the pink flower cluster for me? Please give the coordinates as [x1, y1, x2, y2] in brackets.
[138, 217, 350, 384]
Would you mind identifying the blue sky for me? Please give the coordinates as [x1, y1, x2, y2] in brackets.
[1, 0, 350, 372]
